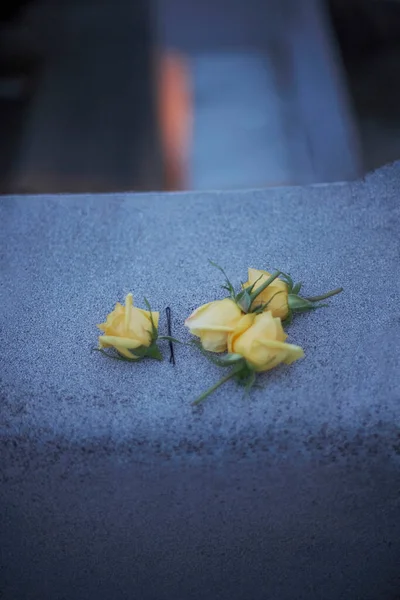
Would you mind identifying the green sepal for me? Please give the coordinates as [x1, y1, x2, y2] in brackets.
[288, 294, 316, 312]
[235, 288, 252, 312]
[278, 271, 294, 291]
[191, 339, 244, 368]
[242, 370, 256, 396]
[131, 342, 163, 360]
[144, 343, 163, 360]
[95, 342, 163, 361]
[221, 284, 234, 293]
[234, 361, 256, 384]
[216, 353, 245, 366]
[282, 309, 293, 326]
[291, 282, 302, 295]
[209, 259, 236, 299]
[236, 275, 263, 312]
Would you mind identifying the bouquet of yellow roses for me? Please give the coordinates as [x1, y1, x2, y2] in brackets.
[95, 262, 342, 406]
[185, 262, 342, 404]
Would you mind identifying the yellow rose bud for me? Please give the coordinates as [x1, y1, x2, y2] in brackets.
[228, 310, 304, 372]
[185, 298, 243, 352]
[97, 293, 159, 359]
[244, 267, 289, 318]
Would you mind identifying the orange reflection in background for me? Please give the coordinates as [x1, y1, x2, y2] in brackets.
[157, 52, 192, 190]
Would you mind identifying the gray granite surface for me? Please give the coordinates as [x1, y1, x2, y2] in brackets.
[1, 163, 400, 599]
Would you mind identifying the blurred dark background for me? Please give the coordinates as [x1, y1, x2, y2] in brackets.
[0, 0, 399, 194]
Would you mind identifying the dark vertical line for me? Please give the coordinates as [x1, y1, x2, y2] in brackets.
[166, 306, 175, 365]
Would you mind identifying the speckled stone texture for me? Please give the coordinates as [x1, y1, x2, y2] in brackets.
[1, 163, 400, 600]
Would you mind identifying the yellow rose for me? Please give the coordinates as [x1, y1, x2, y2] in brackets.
[97, 293, 159, 359]
[227, 310, 304, 372]
[244, 267, 289, 319]
[185, 298, 243, 352]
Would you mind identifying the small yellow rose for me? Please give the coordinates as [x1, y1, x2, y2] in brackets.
[244, 267, 289, 318]
[227, 310, 304, 372]
[97, 293, 159, 360]
[185, 298, 243, 352]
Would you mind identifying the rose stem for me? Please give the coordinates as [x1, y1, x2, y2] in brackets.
[192, 370, 237, 406]
[305, 287, 343, 302]
[249, 270, 281, 304]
